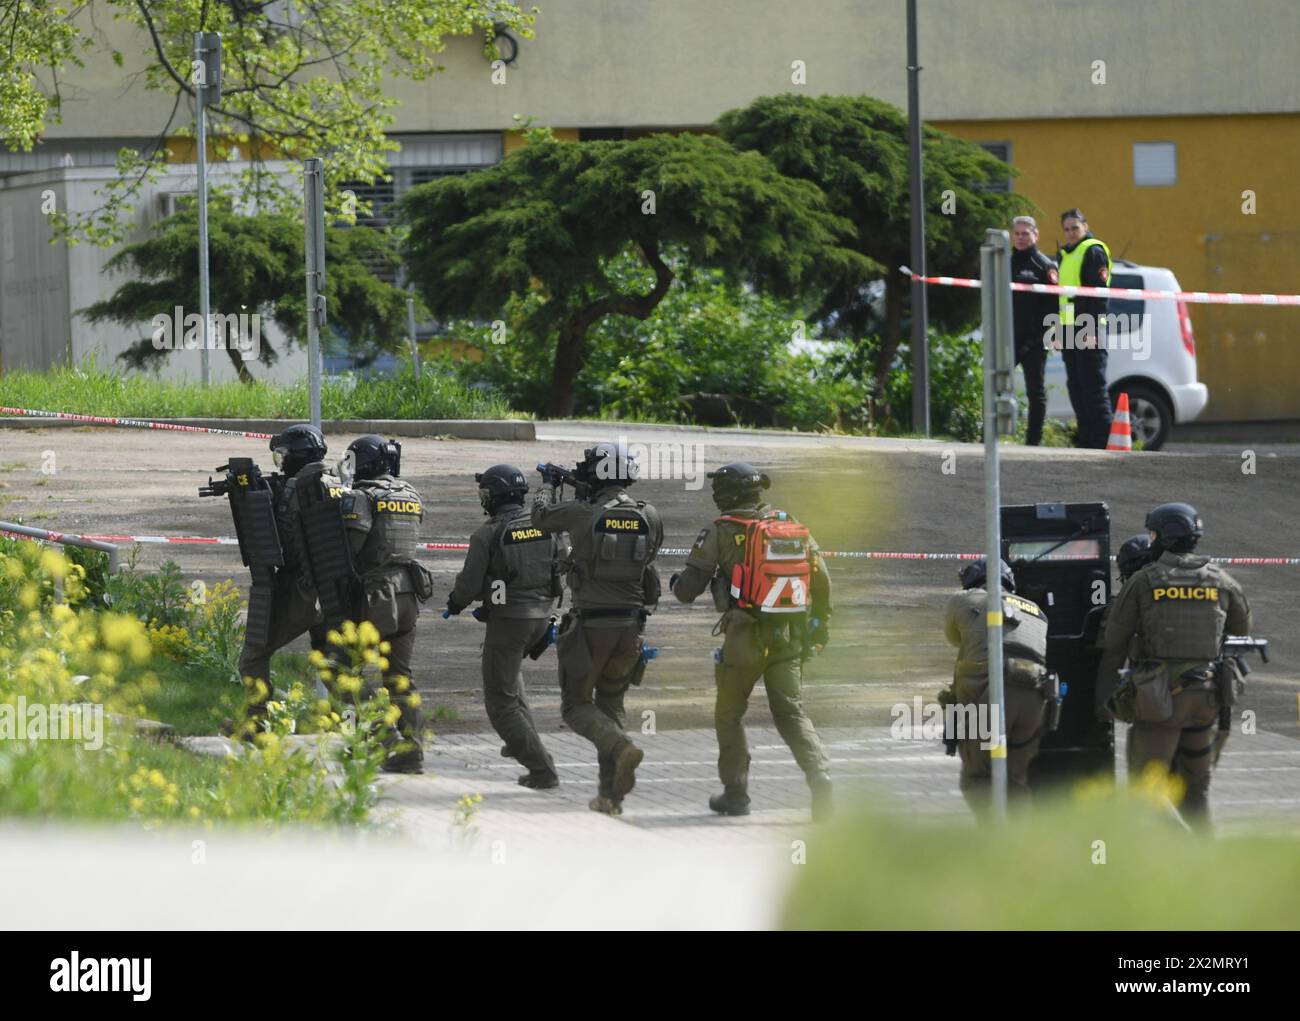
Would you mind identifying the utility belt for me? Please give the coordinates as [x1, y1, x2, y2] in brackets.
[573, 607, 646, 623]
[1004, 654, 1048, 689]
[1108, 660, 1219, 725]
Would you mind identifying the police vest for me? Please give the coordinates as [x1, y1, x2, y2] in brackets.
[1002, 592, 1049, 664]
[1139, 560, 1227, 661]
[490, 505, 560, 606]
[587, 495, 655, 582]
[1058, 237, 1111, 326]
[353, 477, 423, 576]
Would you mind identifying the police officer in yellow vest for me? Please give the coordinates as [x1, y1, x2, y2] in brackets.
[1097, 503, 1252, 828]
[670, 463, 833, 822]
[1057, 208, 1114, 448]
[339, 435, 430, 773]
[531, 442, 664, 816]
[942, 558, 1050, 817]
[448, 464, 566, 790]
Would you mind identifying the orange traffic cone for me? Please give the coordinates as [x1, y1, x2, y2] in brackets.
[1106, 392, 1133, 451]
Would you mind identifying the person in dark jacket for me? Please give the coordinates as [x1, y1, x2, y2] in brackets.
[1010, 216, 1059, 446]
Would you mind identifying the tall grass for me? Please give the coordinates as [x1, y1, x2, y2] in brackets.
[0, 364, 524, 421]
[782, 790, 1300, 930]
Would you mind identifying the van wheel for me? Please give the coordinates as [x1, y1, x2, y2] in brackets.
[1111, 383, 1172, 451]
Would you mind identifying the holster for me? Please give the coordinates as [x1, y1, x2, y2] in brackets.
[405, 560, 435, 603]
[554, 611, 593, 680]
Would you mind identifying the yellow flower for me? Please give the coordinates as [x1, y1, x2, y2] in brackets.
[18, 584, 38, 609]
[383, 705, 401, 727]
[39, 549, 68, 579]
[379, 641, 392, 654]
[148, 769, 167, 789]
[357, 620, 380, 647]
[188, 806, 202, 820]
[129, 797, 144, 813]
[407, 692, 422, 708]
[307, 649, 329, 669]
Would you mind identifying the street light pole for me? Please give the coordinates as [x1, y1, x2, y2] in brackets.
[906, 0, 931, 436]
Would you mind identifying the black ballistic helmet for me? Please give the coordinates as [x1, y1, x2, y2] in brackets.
[1145, 502, 1203, 554]
[1116, 534, 1153, 581]
[476, 463, 528, 514]
[347, 435, 402, 481]
[960, 558, 1017, 593]
[706, 462, 771, 511]
[576, 441, 639, 487]
[270, 423, 326, 477]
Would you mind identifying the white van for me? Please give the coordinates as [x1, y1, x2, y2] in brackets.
[1037, 259, 1207, 450]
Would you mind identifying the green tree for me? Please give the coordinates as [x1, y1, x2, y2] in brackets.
[717, 94, 1032, 421]
[81, 196, 413, 381]
[1, 1, 534, 244]
[399, 131, 870, 417]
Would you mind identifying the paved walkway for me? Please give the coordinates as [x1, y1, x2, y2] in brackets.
[380, 724, 1300, 858]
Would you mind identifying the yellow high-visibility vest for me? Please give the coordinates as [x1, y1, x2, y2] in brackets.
[1058, 237, 1111, 326]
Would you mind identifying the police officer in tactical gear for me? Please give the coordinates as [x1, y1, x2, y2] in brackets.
[337, 435, 430, 773]
[231, 423, 337, 736]
[1116, 534, 1154, 584]
[530, 442, 663, 815]
[1097, 503, 1252, 828]
[943, 558, 1051, 817]
[1057, 208, 1114, 449]
[671, 463, 834, 822]
[1011, 216, 1059, 446]
[448, 464, 565, 789]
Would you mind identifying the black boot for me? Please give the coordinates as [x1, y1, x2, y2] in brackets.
[518, 770, 559, 790]
[709, 789, 751, 816]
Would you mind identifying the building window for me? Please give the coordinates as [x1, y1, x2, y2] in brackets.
[1133, 142, 1176, 186]
[974, 141, 1012, 193]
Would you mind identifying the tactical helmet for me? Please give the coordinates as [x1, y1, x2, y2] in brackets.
[959, 557, 1017, 593]
[706, 462, 771, 511]
[475, 463, 528, 514]
[346, 434, 401, 481]
[1145, 502, 1203, 554]
[1116, 534, 1153, 582]
[270, 423, 327, 478]
[575, 441, 639, 488]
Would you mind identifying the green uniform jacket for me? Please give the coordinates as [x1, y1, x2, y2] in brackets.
[451, 503, 568, 619]
[944, 588, 1049, 693]
[1098, 550, 1251, 687]
[530, 482, 663, 625]
[671, 503, 831, 623]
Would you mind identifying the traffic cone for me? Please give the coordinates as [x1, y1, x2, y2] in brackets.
[1106, 392, 1133, 451]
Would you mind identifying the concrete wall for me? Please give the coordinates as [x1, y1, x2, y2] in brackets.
[0, 165, 307, 386]
[37, 0, 1300, 141]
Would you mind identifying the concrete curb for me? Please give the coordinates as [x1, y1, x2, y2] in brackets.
[0, 417, 536, 441]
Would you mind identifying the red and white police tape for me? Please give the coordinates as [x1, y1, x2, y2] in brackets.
[3, 527, 1297, 565]
[0, 405, 274, 440]
[898, 266, 1300, 307]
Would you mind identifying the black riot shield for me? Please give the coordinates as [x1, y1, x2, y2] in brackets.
[222, 458, 284, 649]
[1001, 502, 1114, 783]
[294, 463, 358, 629]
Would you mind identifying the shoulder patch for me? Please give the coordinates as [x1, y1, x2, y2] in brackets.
[692, 528, 709, 550]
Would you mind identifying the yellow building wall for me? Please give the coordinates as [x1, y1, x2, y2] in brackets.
[936, 115, 1300, 421]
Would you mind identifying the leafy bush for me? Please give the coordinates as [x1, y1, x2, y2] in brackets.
[447, 258, 873, 431]
[0, 541, 392, 826]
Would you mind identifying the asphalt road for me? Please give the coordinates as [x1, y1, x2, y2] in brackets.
[1, 421, 1296, 743]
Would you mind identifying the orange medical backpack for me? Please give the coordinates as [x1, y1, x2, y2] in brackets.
[716, 512, 813, 615]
